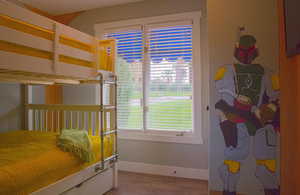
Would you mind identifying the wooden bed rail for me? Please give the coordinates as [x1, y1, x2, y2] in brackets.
[26, 104, 116, 136]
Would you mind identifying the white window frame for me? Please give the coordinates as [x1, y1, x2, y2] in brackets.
[95, 12, 205, 144]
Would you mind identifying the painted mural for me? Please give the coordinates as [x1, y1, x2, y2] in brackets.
[214, 35, 280, 195]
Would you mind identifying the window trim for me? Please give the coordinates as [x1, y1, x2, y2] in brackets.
[95, 12, 204, 145]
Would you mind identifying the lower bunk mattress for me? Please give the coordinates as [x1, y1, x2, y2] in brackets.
[0, 130, 114, 195]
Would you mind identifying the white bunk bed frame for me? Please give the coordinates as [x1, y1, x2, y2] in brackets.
[0, 1, 118, 194]
[0, 0, 115, 83]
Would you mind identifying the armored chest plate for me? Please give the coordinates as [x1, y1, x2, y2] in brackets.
[234, 64, 265, 105]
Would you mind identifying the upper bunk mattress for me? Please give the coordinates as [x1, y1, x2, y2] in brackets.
[0, 130, 114, 195]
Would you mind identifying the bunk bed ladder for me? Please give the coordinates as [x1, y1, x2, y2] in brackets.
[101, 74, 118, 167]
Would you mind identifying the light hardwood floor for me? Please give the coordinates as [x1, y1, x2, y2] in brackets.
[105, 171, 208, 195]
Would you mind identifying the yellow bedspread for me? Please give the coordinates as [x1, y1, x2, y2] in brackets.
[0, 130, 114, 195]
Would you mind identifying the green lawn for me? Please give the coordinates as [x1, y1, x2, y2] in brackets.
[131, 91, 192, 99]
[119, 100, 192, 130]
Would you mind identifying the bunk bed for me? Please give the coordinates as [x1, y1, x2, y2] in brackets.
[0, 1, 118, 194]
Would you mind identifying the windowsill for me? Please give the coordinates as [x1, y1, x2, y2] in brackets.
[118, 129, 203, 144]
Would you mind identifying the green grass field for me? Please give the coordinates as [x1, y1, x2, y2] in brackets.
[131, 90, 192, 99]
[119, 100, 192, 130]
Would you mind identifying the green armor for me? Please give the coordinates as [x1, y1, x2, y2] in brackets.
[234, 64, 264, 105]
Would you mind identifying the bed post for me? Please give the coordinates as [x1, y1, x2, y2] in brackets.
[113, 74, 118, 189]
[20, 84, 25, 129]
[99, 73, 105, 171]
[21, 84, 29, 130]
[113, 162, 118, 188]
[53, 23, 60, 74]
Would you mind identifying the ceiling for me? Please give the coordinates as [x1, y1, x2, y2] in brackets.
[19, 0, 145, 15]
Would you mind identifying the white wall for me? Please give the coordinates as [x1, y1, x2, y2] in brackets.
[31, 86, 45, 104]
[68, 0, 209, 171]
[0, 84, 46, 132]
[207, 0, 279, 193]
[70, 0, 205, 35]
[0, 83, 22, 132]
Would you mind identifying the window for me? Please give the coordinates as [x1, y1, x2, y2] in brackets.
[95, 12, 203, 144]
[146, 23, 193, 131]
[106, 28, 144, 130]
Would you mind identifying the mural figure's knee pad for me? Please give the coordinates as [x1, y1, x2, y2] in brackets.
[224, 160, 240, 174]
[219, 161, 240, 192]
[256, 159, 276, 173]
[255, 163, 278, 190]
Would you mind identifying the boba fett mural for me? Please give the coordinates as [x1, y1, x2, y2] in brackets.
[214, 35, 280, 195]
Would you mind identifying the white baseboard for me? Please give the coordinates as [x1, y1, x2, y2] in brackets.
[118, 160, 208, 180]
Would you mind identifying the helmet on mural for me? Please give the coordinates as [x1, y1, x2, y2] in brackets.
[234, 35, 259, 64]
